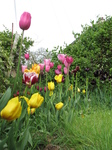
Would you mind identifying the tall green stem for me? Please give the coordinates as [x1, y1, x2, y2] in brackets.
[12, 31, 24, 95]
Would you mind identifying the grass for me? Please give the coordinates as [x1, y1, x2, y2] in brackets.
[25, 105, 112, 150]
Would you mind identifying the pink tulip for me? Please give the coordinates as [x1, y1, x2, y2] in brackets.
[49, 62, 54, 68]
[55, 69, 62, 75]
[44, 59, 51, 66]
[64, 67, 68, 74]
[23, 72, 39, 85]
[45, 65, 50, 72]
[66, 56, 73, 65]
[24, 53, 29, 60]
[64, 59, 69, 67]
[58, 54, 66, 64]
[19, 12, 31, 30]
[57, 65, 62, 71]
[39, 63, 45, 71]
[21, 65, 27, 73]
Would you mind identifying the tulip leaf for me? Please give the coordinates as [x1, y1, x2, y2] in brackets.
[16, 127, 30, 150]
[0, 138, 8, 150]
[28, 130, 33, 146]
[8, 123, 16, 150]
[0, 87, 11, 111]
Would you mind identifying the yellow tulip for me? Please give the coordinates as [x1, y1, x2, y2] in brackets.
[24, 64, 40, 74]
[54, 74, 63, 83]
[0, 97, 22, 121]
[77, 88, 80, 92]
[68, 85, 73, 90]
[29, 93, 44, 108]
[55, 102, 64, 110]
[20, 96, 29, 105]
[48, 82, 55, 91]
[32, 64, 40, 74]
[82, 89, 86, 94]
[27, 107, 35, 115]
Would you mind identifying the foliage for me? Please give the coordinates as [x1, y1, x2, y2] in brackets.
[51, 16, 112, 88]
[0, 27, 34, 93]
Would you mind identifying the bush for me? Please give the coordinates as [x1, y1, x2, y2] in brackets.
[51, 16, 112, 88]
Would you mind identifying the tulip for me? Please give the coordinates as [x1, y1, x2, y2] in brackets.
[77, 88, 80, 92]
[55, 69, 62, 75]
[44, 59, 50, 66]
[45, 65, 50, 72]
[54, 74, 63, 83]
[31, 64, 40, 74]
[16, 91, 19, 96]
[24, 53, 29, 60]
[39, 63, 44, 71]
[49, 62, 54, 68]
[44, 86, 48, 92]
[29, 93, 44, 108]
[82, 89, 86, 94]
[68, 85, 73, 90]
[57, 65, 62, 71]
[66, 56, 73, 65]
[55, 102, 64, 110]
[0, 97, 22, 121]
[57, 54, 66, 64]
[76, 66, 80, 71]
[27, 107, 35, 115]
[64, 59, 69, 68]
[48, 82, 55, 91]
[23, 72, 39, 85]
[19, 12, 31, 30]
[21, 65, 27, 73]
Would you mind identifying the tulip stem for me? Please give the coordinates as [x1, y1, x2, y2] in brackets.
[12, 30, 24, 96]
[75, 73, 77, 101]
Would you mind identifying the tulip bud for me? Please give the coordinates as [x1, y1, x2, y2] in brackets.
[19, 12, 31, 30]
[24, 53, 29, 60]
[55, 102, 64, 110]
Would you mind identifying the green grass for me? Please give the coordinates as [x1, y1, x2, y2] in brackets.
[26, 106, 112, 150]
[54, 107, 112, 150]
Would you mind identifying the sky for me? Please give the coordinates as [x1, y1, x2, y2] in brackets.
[0, 0, 112, 51]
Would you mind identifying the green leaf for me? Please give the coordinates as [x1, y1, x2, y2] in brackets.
[16, 127, 30, 150]
[8, 123, 16, 150]
[0, 138, 8, 150]
[0, 87, 11, 111]
[28, 130, 33, 146]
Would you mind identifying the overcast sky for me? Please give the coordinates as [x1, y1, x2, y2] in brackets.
[0, 0, 112, 51]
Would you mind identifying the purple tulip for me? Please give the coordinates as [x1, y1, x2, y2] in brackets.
[19, 12, 31, 30]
